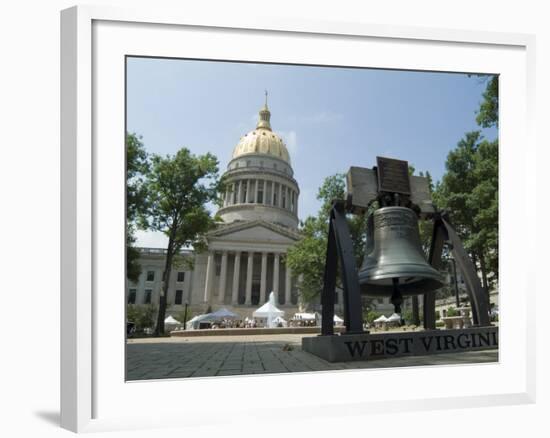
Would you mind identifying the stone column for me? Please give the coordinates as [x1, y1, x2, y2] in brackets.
[203, 251, 215, 302]
[237, 181, 243, 204]
[273, 253, 280, 300]
[245, 252, 254, 305]
[218, 251, 228, 304]
[231, 251, 241, 305]
[246, 179, 253, 203]
[260, 252, 268, 303]
[278, 184, 283, 208]
[254, 179, 259, 203]
[285, 261, 292, 305]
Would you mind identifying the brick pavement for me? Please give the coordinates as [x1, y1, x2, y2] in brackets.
[126, 334, 498, 381]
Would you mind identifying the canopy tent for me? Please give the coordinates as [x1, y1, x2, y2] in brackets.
[209, 308, 239, 320]
[292, 312, 316, 321]
[374, 315, 388, 323]
[164, 315, 181, 325]
[333, 315, 344, 324]
[185, 313, 213, 330]
[272, 316, 287, 327]
[253, 292, 284, 328]
[386, 313, 402, 322]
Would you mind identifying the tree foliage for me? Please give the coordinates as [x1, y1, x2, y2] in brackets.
[476, 75, 498, 128]
[143, 148, 222, 335]
[286, 173, 368, 305]
[433, 131, 498, 290]
[126, 133, 149, 282]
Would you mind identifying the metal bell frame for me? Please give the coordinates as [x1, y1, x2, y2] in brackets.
[320, 200, 491, 336]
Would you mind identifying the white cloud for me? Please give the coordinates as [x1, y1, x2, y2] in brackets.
[278, 130, 298, 153]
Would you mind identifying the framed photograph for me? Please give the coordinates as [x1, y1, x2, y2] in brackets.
[61, 5, 536, 433]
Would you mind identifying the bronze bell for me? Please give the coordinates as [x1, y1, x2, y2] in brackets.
[358, 206, 444, 297]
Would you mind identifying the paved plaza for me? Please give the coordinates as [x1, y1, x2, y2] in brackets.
[126, 334, 498, 380]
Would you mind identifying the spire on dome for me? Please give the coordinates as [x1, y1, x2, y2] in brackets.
[256, 90, 272, 130]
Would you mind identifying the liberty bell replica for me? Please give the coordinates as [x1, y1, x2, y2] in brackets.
[352, 157, 444, 315]
[314, 156, 492, 339]
[358, 206, 444, 312]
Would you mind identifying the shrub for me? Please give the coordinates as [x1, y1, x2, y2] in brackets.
[365, 310, 383, 324]
[446, 306, 459, 317]
[127, 304, 157, 333]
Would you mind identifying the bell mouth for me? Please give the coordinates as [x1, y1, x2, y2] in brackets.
[358, 269, 444, 296]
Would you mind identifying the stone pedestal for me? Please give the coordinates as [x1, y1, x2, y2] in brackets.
[302, 326, 498, 363]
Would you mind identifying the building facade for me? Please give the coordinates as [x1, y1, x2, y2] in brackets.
[127, 99, 317, 319]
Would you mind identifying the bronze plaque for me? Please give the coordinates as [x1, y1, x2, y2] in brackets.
[376, 156, 411, 195]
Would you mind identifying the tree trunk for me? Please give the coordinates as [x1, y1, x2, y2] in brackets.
[478, 252, 490, 306]
[154, 239, 175, 336]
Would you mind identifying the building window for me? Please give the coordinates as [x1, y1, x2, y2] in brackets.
[177, 271, 185, 282]
[274, 163, 277, 170]
[175, 290, 183, 305]
[144, 289, 152, 304]
[128, 289, 136, 304]
[146, 271, 155, 282]
[273, 183, 278, 206]
[246, 160, 251, 167]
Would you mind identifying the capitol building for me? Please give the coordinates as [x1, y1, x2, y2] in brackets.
[127, 99, 314, 318]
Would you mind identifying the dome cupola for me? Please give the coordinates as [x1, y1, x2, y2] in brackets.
[217, 93, 300, 229]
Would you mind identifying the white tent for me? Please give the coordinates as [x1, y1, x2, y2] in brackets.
[334, 315, 344, 324]
[164, 315, 180, 325]
[292, 312, 316, 321]
[386, 313, 401, 322]
[253, 292, 284, 328]
[272, 316, 287, 327]
[185, 313, 213, 330]
[374, 315, 388, 323]
[386, 313, 402, 322]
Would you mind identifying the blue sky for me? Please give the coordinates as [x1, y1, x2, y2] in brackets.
[127, 57, 497, 248]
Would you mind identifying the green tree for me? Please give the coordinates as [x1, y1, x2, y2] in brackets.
[143, 148, 222, 335]
[433, 131, 498, 294]
[286, 173, 368, 305]
[476, 75, 498, 128]
[126, 133, 149, 282]
[127, 304, 157, 334]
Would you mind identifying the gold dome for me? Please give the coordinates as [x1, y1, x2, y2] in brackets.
[231, 100, 291, 164]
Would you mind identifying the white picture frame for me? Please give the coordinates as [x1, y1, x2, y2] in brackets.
[60, 5, 536, 433]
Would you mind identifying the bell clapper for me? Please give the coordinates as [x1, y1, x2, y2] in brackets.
[391, 277, 404, 324]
